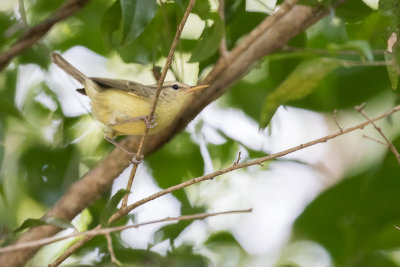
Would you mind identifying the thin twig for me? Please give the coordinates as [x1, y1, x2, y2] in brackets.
[332, 109, 343, 132]
[339, 60, 391, 67]
[234, 151, 242, 166]
[355, 104, 400, 165]
[108, 105, 400, 224]
[218, 0, 228, 57]
[0, 209, 251, 254]
[120, 0, 197, 208]
[362, 135, 387, 145]
[0, 0, 90, 71]
[282, 45, 387, 56]
[48, 225, 100, 267]
[105, 233, 121, 266]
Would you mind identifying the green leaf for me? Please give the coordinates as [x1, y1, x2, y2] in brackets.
[100, 189, 130, 226]
[112, 247, 163, 266]
[154, 220, 192, 245]
[327, 40, 374, 62]
[18, 45, 50, 68]
[379, 0, 400, 33]
[260, 58, 341, 128]
[189, 13, 224, 62]
[290, 65, 393, 112]
[101, 0, 122, 47]
[20, 145, 80, 206]
[294, 136, 400, 265]
[41, 216, 76, 230]
[204, 231, 244, 250]
[207, 139, 239, 169]
[385, 51, 399, 90]
[191, 0, 211, 19]
[146, 132, 203, 192]
[167, 244, 209, 267]
[14, 216, 74, 233]
[223, 37, 303, 122]
[13, 218, 48, 233]
[28, 0, 64, 25]
[0, 12, 18, 52]
[121, 0, 158, 44]
[225, 0, 265, 49]
[0, 98, 23, 120]
[117, 2, 178, 64]
[53, 0, 112, 55]
[298, 0, 332, 7]
[335, 0, 372, 23]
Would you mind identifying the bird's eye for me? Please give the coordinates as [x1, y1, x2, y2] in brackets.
[172, 84, 179, 90]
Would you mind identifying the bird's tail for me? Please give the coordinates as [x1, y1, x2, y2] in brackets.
[51, 53, 87, 85]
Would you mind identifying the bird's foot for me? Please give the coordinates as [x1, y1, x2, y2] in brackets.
[143, 115, 157, 129]
[107, 115, 157, 129]
[104, 135, 143, 164]
[130, 153, 144, 164]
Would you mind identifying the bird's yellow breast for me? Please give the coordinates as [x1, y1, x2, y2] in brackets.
[90, 89, 185, 136]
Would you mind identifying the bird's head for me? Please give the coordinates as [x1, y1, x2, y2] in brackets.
[156, 81, 209, 103]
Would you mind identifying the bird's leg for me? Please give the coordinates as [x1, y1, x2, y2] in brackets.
[108, 115, 157, 129]
[104, 134, 143, 164]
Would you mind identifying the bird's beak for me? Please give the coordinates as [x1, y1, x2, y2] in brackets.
[185, 84, 209, 93]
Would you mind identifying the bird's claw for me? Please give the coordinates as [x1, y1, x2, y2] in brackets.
[108, 119, 117, 127]
[130, 153, 144, 164]
[144, 116, 157, 129]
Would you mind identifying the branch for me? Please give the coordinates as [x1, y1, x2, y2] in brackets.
[48, 225, 100, 267]
[362, 134, 387, 145]
[0, 2, 345, 266]
[0, 0, 90, 72]
[0, 209, 251, 254]
[356, 103, 400, 165]
[218, 0, 228, 57]
[107, 105, 400, 222]
[121, 0, 197, 208]
[105, 233, 121, 266]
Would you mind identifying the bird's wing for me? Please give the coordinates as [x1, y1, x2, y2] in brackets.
[90, 77, 154, 98]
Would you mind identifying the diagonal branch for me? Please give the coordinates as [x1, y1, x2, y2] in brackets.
[121, 0, 197, 208]
[356, 103, 400, 165]
[0, 0, 90, 71]
[0, 209, 251, 254]
[108, 105, 400, 222]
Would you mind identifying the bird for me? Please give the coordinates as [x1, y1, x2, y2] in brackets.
[51, 52, 208, 158]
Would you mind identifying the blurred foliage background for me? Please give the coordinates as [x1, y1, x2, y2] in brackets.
[1, 0, 400, 266]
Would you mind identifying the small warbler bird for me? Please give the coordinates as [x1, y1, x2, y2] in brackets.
[51, 53, 208, 157]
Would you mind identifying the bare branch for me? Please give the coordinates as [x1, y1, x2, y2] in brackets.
[109, 105, 400, 223]
[120, 0, 197, 208]
[106, 233, 121, 266]
[234, 151, 242, 166]
[0, 0, 90, 71]
[48, 225, 101, 267]
[332, 109, 343, 132]
[355, 104, 400, 165]
[0, 209, 251, 254]
[362, 135, 387, 145]
[218, 0, 228, 57]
